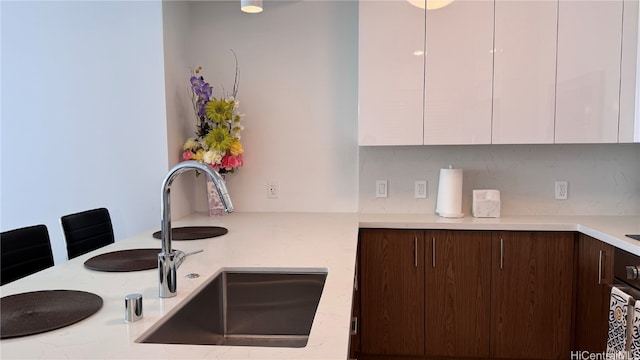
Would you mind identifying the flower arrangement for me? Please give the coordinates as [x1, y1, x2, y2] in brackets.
[182, 57, 244, 174]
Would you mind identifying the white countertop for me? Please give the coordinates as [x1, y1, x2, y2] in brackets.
[0, 212, 360, 360]
[1, 211, 639, 359]
[359, 213, 640, 255]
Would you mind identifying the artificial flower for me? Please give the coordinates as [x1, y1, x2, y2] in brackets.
[221, 154, 243, 171]
[206, 98, 233, 124]
[193, 149, 205, 162]
[183, 58, 245, 174]
[205, 127, 234, 152]
[183, 137, 200, 151]
[228, 140, 244, 156]
[203, 149, 222, 165]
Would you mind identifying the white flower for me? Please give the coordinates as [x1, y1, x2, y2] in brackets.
[199, 138, 210, 151]
[203, 149, 222, 165]
[183, 137, 199, 151]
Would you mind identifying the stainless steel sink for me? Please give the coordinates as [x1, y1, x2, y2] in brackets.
[138, 268, 327, 348]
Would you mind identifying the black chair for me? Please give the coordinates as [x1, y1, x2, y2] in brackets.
[61, 207, 115, 259]
[1, 224, 54, 286]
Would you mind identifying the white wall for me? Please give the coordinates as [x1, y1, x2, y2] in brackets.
[164, 0, 360, 213]
[161, 0, 196, 219]
[1, 1, 168, 264]
[360, 144, 640, 216]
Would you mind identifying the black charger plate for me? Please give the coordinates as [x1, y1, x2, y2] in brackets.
[152, 226, 227, 240]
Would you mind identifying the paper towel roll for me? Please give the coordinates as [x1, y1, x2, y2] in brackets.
[436, 166, 464, 218]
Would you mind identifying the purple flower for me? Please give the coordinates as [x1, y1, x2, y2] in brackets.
[190, 76, 203, 87]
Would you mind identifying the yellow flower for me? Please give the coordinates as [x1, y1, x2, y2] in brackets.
[205, 98, 233, 123]
[193, 149, 205, 162]
[229, 140, 244, 156]
[205, 127, 234, 152]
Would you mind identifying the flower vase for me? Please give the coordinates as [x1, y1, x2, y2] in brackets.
[206, 174, 226, 216]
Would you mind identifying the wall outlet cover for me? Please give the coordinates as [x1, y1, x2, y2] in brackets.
[555, 181, 568, 200]
[415, 180, 427, 199]
[376, 180, 388, 198]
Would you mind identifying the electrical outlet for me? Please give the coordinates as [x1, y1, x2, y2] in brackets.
[555, 181, 568, 200]
[376, 180, 388, 198]
[267, 181, 279, 199]
[415, 180, 427, 199]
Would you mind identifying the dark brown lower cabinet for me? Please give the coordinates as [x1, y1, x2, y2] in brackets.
[359, 229, 425, 356]
[573, 233, 614, 352]
[356, 229, 576, 360]
[490, 231, 575, 359]
[425, 230, 491, 358]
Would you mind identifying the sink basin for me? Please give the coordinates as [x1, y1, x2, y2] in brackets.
[138, 268, 327, 348]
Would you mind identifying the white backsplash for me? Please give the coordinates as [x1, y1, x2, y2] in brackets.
[359, 144, 640, 216]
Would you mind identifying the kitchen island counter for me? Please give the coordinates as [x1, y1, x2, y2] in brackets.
[0, 212, 359, 360]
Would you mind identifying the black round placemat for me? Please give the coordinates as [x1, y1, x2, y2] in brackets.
[84, 248, 161, 272]
[1, 290, 103, 339]
[152, 226, 228, 240]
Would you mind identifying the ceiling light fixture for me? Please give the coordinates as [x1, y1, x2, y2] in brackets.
[408, 0, 454, 10]
[241, 0, 263, 14]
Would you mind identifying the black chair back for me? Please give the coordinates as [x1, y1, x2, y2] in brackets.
[1, 224, 54, 286]
[61, 208, 115, 259]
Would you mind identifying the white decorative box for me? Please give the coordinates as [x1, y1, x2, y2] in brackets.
[472, 189, 501, 218]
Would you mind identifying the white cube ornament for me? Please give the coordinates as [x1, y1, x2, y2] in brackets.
[472, 189, 501, 218]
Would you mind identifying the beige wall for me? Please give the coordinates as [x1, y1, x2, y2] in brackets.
[163, 0, 360, 213]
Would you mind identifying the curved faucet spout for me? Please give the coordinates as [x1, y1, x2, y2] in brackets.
[158, 160, 234, 298]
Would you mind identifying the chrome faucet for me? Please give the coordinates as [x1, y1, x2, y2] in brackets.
[158, 160, 234, 298]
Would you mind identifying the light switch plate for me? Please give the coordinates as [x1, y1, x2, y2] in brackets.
[376, 180, 388, 198]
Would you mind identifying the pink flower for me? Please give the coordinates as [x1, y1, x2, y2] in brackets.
[221, 154, 242, 171]
[182, 150, 193, 161]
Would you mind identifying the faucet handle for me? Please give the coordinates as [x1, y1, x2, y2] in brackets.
[174, 249, 204, 268]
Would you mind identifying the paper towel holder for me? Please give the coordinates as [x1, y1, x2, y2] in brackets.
[435, 165, 464, 218]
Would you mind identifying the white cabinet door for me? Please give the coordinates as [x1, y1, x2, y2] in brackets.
[492, 0, 557, 144]
[358, 0, 425, 146]
[555, 0, 624, 143]
[423, 0, 494, 145]
[619, 0, 640, 143]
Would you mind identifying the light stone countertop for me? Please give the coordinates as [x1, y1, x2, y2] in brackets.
[0, 212, 360, 360]
[1, 211, 639, 359]
[359, 213, 640, 255]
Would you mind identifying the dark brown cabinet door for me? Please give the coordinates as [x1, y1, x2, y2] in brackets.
[573, 233, 614, 352]
[490, 231, 575, 359]
[425, 230, 491, 358]
[359, 229, 425, 356]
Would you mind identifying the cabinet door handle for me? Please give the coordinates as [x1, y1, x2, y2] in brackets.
[354, 254, 358, 291]
[598, 250, 604, 285]
[432, 237, 436, 268]
[351, 316, 358, 335]
[414, 235, 418, 268]
[500, 237, 504, 270]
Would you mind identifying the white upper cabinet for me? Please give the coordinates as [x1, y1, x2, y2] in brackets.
[619, 0, 640, 143]
[492, 0, 558, 144]
[555, 0, 624, 143]
[358, 0, 425, 146]
[423, 0, 494, 145]
[359, 0, 637, 146]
